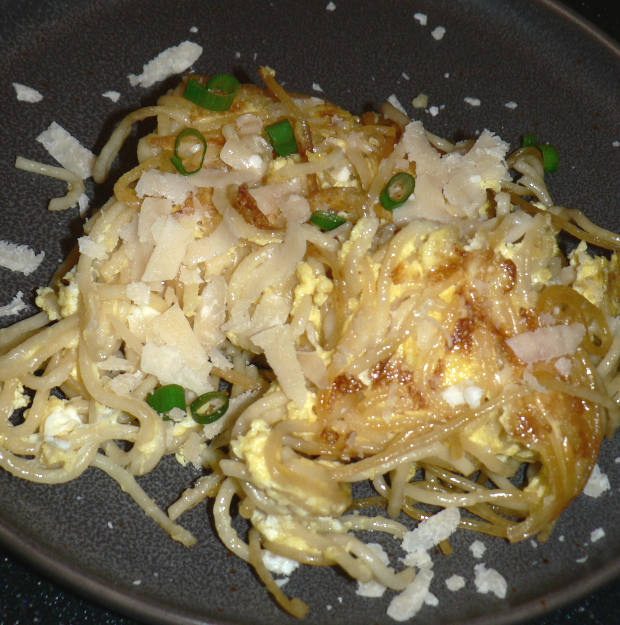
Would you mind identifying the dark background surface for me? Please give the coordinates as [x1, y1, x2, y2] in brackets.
[1, 1, 619, 624]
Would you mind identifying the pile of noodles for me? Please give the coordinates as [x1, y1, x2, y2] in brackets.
[1, 68, 619, 618]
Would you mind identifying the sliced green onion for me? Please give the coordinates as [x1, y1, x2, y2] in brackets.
[190, 391, 229, 424]
[309, 210, 346, 231]
[521, 135, 558, 173]
[379, 172, 416, 211]
[146, 384, 185, 417]
[264, 119, 298, 157]
[170, 127, 207, 175]
[537, 143, 559, 173]
[183, 74, 240, 111]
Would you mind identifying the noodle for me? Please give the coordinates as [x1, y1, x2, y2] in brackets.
[1, 69, 618, 617]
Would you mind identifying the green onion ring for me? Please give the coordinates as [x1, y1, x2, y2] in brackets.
[183, 75, 240, 111]
[170, 127, 207, 175]
[379, 172, 416, 211]
[190, 391, 229, 424]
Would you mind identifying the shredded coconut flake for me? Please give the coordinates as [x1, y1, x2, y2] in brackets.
[12, 82, 43, 103]
[36, 121, 95, 179]
[474, 563, 507, 598]
[583, 463, 610, 498]
[0, 240, 45, 275]
[128, 41, 203, 88]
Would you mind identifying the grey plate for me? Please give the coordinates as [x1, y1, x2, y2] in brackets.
[0, 1, 619, 624]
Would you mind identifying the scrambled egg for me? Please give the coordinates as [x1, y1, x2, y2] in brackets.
[570, 241, 620, 316]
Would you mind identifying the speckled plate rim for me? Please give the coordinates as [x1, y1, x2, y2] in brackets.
[0, 1, 619, 624]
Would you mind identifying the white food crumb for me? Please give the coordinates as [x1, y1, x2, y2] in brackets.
[590, 527, 605, 543]
[356, 543, 390, 597]
[189, 26, 198, 33]
[261, 550, 300, 576]
[102, 90, 121, 102]
[12, 82, 43, 103]
[464, 97, 481, 107]
[388, 94, 407, 115]
[444, 72, 450, 78]
[107, 521, 113, 529]
[132, 579, 141, 586]
[469, 540, 486, 559]
[474, 563, 507, 598]
[235, 51, 241, 59]
[530, 539, 538, 549]
[558, 535, 565, 542]
[612, 140, 619, 147]
[36, 121, 95, 179]
[326, 1, 336, 10]
[445, 574, 466, 591]
[583, 464, 610, 498]
[576, 555, 588, 564]
[0, 292, 27, 318]
[412, 93, 428, 109]
[78, 193, 90, 217]
[615, 457, 620, 463]
[504, 101, 518, 109]
[425, 592, 438, 606]
[428, 106, 439, 117]
[413, 12, 428, 26]
[431, 26, 446, 40]
[0, 240, 45, 275]
[401, 508, 461, 566]
[326, 605, 332, 611]
[275, 578, 289, 588]
[401, 72, 410, 80]
[312, 82, 324, 92]
[78, 236, 108, 260]
[128, 41, 203, 88]
[554, 356, 572, 377]
[387, 566, 433, 621]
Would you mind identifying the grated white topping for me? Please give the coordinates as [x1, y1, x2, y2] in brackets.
[583, 463, 610, 498]
[326, 1, 336, 10]
[12, 82, 43, 102]
[474, 563, 507, 598]
[464, 97, 481, 107]
[401, 508, 461, 566]
[445, 574, 466, 591]
[388, 94, 407, 115]
[504, 101, 518, 110]
[0, 292, 27, 318]
[431, 26, 446, 40]
[413, 12, 428, 26]
[0, 240, 44, 275]
[261, 549, 300, 576]
[102, 90, 121, 102]
[590, 527, 605, 543]
[469, 539, 486, 559]
[36, 121, 95, 179]
[387, 566, 434, 621]
[128, 41, 203, 88]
